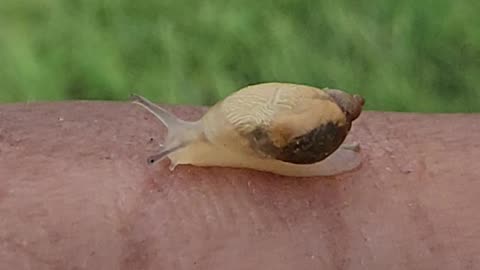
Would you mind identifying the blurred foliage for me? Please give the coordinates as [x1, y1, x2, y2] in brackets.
[0, 0, 479, 112]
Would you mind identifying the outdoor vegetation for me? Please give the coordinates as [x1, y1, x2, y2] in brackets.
[1, 0, 479, 112]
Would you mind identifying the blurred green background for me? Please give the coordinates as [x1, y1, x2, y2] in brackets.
[1, 0, 479, 112]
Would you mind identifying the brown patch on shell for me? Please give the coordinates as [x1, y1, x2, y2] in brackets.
[267, 97, 347, 149]
[247, 120, 351, 164]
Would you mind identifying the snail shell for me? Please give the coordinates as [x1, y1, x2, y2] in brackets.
[131, 82, 365, 177]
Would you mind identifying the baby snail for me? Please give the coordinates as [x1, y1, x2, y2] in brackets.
[131, 82, 365, 177]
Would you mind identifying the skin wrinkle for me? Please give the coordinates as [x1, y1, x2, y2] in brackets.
[229, 174, 275, 237]
[203, 175, 237, 234]
[340, 115, 442, 268]
[363, 117, 427, 264]
[224, 170, 276, 236]
[379, 113, 419, 176]
[376, 114, 476, 268]
[400, 150, 448, 267]
[416, 118, 459, 260]
[314, 180, 352, 270]
[189, 175, 226, 239]
[122, 166, 284, 268]
[254, 182, 297, 247]
[118, 162, 183, 270]
[1, 102, 480, 269]
[247, 177, 317, 239]
[239, 175, 352, 268]
[358, 113, 445, 258]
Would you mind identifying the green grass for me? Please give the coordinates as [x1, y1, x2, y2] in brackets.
[1, 0, 479, 112]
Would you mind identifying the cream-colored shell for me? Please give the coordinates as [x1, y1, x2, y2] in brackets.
[201, 83, 346, 155]
[131, 82, 364, 177]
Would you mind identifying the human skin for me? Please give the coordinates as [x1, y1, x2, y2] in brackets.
[0, 101, 479, 270]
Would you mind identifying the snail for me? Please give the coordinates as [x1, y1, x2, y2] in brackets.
[131, 82, 365, 177]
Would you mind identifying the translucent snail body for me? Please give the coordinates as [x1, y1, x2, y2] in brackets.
[131, 82, 365, 177]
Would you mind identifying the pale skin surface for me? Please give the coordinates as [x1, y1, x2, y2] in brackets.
[0, 101, 479, 270]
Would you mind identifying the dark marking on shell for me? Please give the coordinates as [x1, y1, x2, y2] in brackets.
[248, 121, 351, 164]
